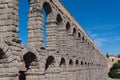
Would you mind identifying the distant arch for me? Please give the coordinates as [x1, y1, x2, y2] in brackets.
[73, 28, 76, 35]
[69, 59, 73, 65]
[43, 2, 52, 16]
[75, 60, 79, 66]
[56, 14, 63, 24]
[82, 36, 85, 42]
[81, 61, 83, 65]
[60, 58, 66, 67]
[45, 56, 55, 70]
[78, 32, 81, 38]
[0, 48, 5, 59]
[21, 47, 39, 60]
[23, 52, 37, 69]
[85, 62, 87, 65]
[66, 22, 71, 31]
[112, 59, 114, 62]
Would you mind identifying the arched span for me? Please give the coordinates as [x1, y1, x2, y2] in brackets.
[82, 36, 85, 42]
[60, 58, 66, 67]
[85, 62, 87, 65]
[45, 56, 55, 70]
[56, 14, 63, 24]
[73, 28, 76, 35]
[23, 52, 37, 69]
[75, 60, 79, 66]
[66, 22, 71, 31]
[69, 59, 73, 65]
[81, 61, 83, 65]
[78, 32, 81, 38]
[43, 2, 52, 16]
[0, 48, 5, 59]
[20, 47, 39, 60]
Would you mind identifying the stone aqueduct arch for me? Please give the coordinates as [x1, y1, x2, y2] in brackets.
[0, 0, 108, 80]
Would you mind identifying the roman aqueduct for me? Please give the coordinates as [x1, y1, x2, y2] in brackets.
[0, 0, 108, 80]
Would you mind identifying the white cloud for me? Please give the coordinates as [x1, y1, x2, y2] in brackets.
[108, 37, 120, 42]
[86, 24, 120, 31]
[87, 32, 107, 47]
[115, 37, 120, 41]
[90, 34, 97, 38]
[94, 38, 106, 47]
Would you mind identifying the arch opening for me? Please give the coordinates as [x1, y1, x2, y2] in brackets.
[85, 62, 87, 66]
[81, 61, 83, 65]
[73, 28, 76, 35]
[78, 32, 81, 38]
[0, 48, 5, 59]
[19, 71, 26, 80]
[42, 2, 52, 47]
[43, 2, 52, 16]
[66, 22, 71, 31]
[23, 52, 37, 69]
[60, 58, 66, 67]
[56, 14, 63, 24]
[82, 36, 85, 42]
[76, 60, 79, 66]
[69, 59, 73, 65]
[45, 56, 55, 70]
[42, 7, 47, 47]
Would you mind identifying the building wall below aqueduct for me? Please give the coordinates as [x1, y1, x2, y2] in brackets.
[0, 0, 108, 80]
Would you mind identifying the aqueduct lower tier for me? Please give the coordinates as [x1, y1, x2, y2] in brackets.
[0, 0, 108, 80]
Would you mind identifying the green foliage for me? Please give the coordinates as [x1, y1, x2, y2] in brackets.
[118, 54, 120, 58]
[106, 53, 109, 58]
[108, 61, 120, 79]
[108, 69, 119, 78]
[118, 60, 120, 63]
[112, 63, 120, 69]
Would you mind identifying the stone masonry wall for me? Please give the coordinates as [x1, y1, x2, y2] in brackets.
[0, 0, 108, 80]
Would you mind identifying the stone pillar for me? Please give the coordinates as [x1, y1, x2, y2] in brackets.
[73, 28, 79, 57]
[0, 0, 20, 79]
[28, 1, 43, 48]
[66, 34, 75, 57]
[58, 23, 67, 55]
[46, 13, 59, 55]
[0, 0, 19, 39]
[79, 36, 87, 59]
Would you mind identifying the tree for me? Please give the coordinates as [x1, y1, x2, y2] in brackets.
[108, 60, 120, 79]
[106, 53, 109, 58]
[118, 54, 120, 58]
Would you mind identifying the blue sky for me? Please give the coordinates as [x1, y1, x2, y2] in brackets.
[19, 0, 120, 55]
